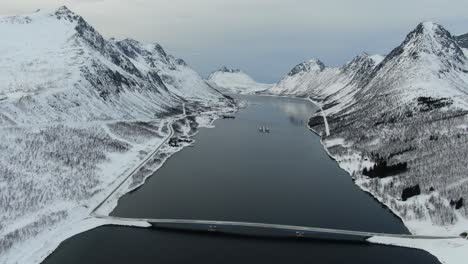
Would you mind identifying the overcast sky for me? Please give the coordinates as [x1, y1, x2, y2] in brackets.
[2, 0, 468, 82]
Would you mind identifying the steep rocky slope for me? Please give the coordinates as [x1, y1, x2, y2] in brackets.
[0, 6, 233, 264]
[269, 22, 468, 263]
[0, 6, 228, 126]
[268, 54, 383, 111]
[456, 33, 468, 49]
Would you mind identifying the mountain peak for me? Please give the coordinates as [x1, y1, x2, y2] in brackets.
[342, 53, 383, 72]
[412, 21, 456, 44]
[419, 21, 440, 30]
[219, 66, 241, 73]
[52, 5, 80, 21]
[288, 59, 325, 76]
[308, 58, 325, 66]
[379, 21, 465, 69]
[406, 21, 452, 43]
[55, 5, 72, 13]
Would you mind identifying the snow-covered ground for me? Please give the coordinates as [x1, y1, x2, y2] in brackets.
[308, 100, 468, 264]
[369, 236, 468, 264]
[207, 66, 273, 94]
[270, 21, 468, 264]
[0, 6, 236, 264]
[1, 109, 233, 264]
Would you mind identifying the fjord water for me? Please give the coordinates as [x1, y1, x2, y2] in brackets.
[43, 95, 439, 264]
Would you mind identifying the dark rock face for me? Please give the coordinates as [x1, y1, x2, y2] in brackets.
[73, 16, 143, 79]
[341, 54, 379, 87]
[417, 97, 453, 112]
[288, 60, 325, 76]
[218, 66, 241, 73]
[174, 58, 187, 66]
[455, 33, 468, 49]
[450, 198, 464, 209]
[54, 6, 80, 22]
[401, 185, 421, 201]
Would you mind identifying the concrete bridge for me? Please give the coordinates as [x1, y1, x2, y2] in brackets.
[94, 215, 461, 240]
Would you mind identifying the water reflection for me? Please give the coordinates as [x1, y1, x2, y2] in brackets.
[287, 116, 305, 127]
[276, 97, 315, 126]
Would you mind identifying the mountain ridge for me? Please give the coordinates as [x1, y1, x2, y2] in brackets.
[267, 21, 468, 264]
[207, 66, 273, 94]
[0, 6, 229, 126]
[0, 6, 234, 264]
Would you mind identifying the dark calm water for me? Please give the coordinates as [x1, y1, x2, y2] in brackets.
[43, 95, 439, 264]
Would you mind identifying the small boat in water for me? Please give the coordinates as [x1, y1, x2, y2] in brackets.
[222, 115, 235, 119]
[258, 126, 271, 133]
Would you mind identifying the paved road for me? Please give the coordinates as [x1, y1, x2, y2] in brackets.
[90, 116, 177, 215]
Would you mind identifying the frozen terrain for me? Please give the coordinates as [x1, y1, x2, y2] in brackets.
[207, 66, 273, 94]
[0, 6, 235, 264]
[268, 22, 468, 264]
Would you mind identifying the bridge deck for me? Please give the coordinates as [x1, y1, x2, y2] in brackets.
[96, 215, 460, 240]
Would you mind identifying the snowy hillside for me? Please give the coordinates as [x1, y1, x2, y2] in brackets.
[268, 59, 337, 97]
[273, 22, 468, 264]
[0, 6, 234, 264]
[0, 6, 229, 125]
[268, 54, 383, 112]
[207, 66, 273, 94]
[356, 22, 468, 111]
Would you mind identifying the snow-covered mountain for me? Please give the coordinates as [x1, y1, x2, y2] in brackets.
[207, 66, 273, 94]
[268, 54, 383, 112]
[269, 22, 468, 114]
[0, 6, 227, 126]
[268, 22, 468, 263]
[0, 6, 233, 264]
[354, 22, 468, 112]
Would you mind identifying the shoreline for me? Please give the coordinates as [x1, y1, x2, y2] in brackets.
[7, 104, 236, 264]
[302, 97, 467, 264]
